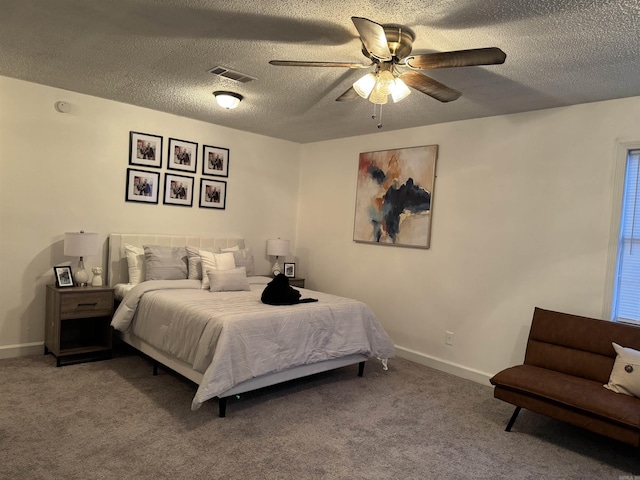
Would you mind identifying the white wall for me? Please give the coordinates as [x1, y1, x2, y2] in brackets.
[296, 96, 640, 383]
[4, 73, 639, 387]
[0, 76, 301, 358]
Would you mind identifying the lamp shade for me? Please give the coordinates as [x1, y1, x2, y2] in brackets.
[353, 73, 376, 99]
[64, 232, 100, 257]
[267, 238, 289, 257]
[391, 78, 411, 103]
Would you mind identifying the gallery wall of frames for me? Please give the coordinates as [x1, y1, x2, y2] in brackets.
[126, 131, 229, 210]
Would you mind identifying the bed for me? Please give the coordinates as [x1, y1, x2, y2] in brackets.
[108, 234, 395, 416]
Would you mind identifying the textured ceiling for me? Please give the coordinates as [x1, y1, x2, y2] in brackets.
[2, 0, 640, 143]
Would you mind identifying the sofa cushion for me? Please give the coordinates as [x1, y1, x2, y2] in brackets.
[523, 308, 640, 384]
[490, 364, 640, 428]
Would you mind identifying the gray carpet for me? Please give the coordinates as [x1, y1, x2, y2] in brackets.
[1, 348, 639, 480]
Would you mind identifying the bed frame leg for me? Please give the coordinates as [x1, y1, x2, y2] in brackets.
[218, 397, 227, 418]
[153, 360, 159, 376]
[358, 361, 365, 377]
[505, 406, 521, 432]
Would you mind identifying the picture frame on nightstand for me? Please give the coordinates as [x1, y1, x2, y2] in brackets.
[53, 266, 74, 288]
[284, 262, 296, 278]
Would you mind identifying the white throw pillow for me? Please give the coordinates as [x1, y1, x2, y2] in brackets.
[186, 245, 220, 280]
[200, 251, 236, 290]
[207, 267, 250, 292]
[124, 244, 145, 285]
[221, 245, 240, 252]
[604, 342, 640, 398]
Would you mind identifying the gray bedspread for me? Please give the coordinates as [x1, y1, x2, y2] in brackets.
[111, 278, 395, 409]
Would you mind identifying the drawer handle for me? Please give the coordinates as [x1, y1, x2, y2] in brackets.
[77, 302, 98, 307]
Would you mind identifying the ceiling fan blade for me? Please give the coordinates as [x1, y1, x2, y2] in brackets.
[400, 71, 461, 103]
[351, 17, 392, 61]
[269, 60, 371, 68]
[405, 47, 506, 70]
[335, 86, 361, 102]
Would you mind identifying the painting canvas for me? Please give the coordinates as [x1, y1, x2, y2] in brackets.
[353, 145, 437, 248]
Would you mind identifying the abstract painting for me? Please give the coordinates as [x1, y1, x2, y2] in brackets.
[353, 145, 438, 248]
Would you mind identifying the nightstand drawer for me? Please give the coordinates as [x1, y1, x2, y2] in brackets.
[60, 291, 113, 319]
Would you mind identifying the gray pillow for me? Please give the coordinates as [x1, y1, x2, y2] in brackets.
[207, 267, 250, 292]
[144, 245, 188, 280]
[232, 247, 255, 277]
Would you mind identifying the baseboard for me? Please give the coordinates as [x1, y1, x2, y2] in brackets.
[1, 341, 495, 386]
[394, 345, 493, 386]
[0, 342, 44, 360]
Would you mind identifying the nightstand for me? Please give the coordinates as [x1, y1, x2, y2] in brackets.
[44, 284, 114, 367]
[288, 277, 305, 288]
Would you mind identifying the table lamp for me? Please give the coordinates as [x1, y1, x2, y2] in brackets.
[267, 238, 289, 276]
[64, 231, 100, 287]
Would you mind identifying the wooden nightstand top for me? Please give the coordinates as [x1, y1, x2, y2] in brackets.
[47, 284, 114, 293]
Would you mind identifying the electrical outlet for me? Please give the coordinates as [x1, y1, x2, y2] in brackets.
[445, 331, 454, 346]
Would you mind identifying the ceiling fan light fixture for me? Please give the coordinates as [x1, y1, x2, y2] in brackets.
[213, 91, 243, 109]
[390, 77, 411, 103]
[369, 86, 388, 105]
[375, 70, 395, 96]
[353, 73, 376, 99]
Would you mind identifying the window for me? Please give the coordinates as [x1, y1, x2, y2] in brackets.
[611, 149, 640, 324]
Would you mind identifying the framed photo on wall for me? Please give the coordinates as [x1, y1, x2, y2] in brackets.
[284, 262, 296, 278]
[199, 178, 227, 210]
[202, 145, 229, 177]
[167, 138, 198, 173]
[125, 168, 159, 204]
[54, 266, 74, 288]
[129, 131, 162, 168]
[163, 173, 194, 207]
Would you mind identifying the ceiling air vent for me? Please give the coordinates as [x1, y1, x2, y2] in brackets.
[208, 66, 256, 84]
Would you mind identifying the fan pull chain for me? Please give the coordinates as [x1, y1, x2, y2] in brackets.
[371, 103, 384, 129]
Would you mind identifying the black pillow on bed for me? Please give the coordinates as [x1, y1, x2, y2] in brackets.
[261, 274, 318, 305]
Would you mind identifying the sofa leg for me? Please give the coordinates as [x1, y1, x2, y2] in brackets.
[505, 406, 521, 432]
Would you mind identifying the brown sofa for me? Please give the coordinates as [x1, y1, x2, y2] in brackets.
[490, 307, 640, 446]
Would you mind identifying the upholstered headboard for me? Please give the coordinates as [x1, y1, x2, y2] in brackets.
[108, 233, 245, 287]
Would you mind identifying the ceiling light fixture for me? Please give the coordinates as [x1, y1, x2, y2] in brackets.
[213, 91, 243, 109]
[353, 66, 411, 105]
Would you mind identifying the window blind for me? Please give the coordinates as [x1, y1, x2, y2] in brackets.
[613, 149, 640, 323]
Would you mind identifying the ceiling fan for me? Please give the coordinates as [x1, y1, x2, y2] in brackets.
[270, 17, 506, 106]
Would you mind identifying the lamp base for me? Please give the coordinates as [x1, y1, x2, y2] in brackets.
[74, 257, 89, 287]
[271, 259, 282, 277]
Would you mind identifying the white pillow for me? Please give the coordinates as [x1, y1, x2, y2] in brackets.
[207, 267, 250, 292]
[604, 342, 640, 398]
[200, 251, 236, 290]
[186, 246, 220, 280]
[124, 244, 145, 284]
[221, 245, 240, 252]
